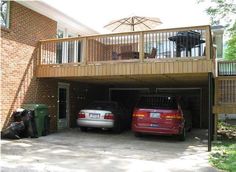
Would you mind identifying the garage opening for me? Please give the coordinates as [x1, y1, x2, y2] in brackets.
[156, 88, 203, 129]
[109, 88, 149, 126]
[109, 87, 207, 130]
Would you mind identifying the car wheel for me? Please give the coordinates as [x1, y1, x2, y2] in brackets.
[80, 127, 88, 132]
[178, 127, 186, 141]
[134, 132, 142, 137]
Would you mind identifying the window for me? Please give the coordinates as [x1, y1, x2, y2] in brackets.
[1, 0, 10, 28]
[56, 28, 81, 64]
[137, 96, 178, 109]
[56, 30, 64, 63]
[57, 29, 64, 39]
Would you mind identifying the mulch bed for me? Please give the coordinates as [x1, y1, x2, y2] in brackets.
[217, 121, 236, 140]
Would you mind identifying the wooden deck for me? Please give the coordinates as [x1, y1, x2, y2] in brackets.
[36, 25, 214, 79]
[34, 25, 236, 115]
[36, 58, 214, 78]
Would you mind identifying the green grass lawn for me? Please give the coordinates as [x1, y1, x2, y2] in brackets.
[210, 122, 236, 172]
[210, 141, 236, 172]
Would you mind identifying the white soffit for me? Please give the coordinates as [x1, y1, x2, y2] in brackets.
[16, 1, 98, 36]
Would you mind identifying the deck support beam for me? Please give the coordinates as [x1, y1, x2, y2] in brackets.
[208, 72, 213, 152]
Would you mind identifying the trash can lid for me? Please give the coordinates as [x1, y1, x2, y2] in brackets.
[21, 104, 48, 110]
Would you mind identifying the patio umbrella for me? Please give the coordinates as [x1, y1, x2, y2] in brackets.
[104, 16, 162, 32]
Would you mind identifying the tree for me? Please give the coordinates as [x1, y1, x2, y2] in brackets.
[225, 21, 236, 60]
[198, 0, 236, 60]
[225, 34, 236, 60]
[198, 0, 236, 32]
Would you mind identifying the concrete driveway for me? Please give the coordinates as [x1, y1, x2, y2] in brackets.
[1, 129, 218, 172]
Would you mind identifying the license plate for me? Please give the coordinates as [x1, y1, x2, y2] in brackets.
[150, 112, 160, 118]
[150, 124, 159, 127]
[89, 113, 100, 118]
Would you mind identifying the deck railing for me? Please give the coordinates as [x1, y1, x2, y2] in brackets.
[218, 60, 236, 76]
[39, 37, 83, 65]
[215, 77, 236, 104]
[38, 25, 211, 65]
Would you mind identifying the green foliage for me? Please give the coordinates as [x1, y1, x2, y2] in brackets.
[206, 0, 236, 27]
[210, 122, 236, 172]
[228, 21, 236, 36]
[218, 121, 236, 131]
[198, 0, 236, 34]
[225, 33, 236, 60]
[225, 22, 236, 61]
[210, 140, 236, 172]
[198, 0, 236, 59]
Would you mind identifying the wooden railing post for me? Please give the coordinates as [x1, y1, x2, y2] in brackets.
[38, 42, 42, 65]
[139, 32, 144, 62]
[205, 26, 212, 60]
[82, 37, 87, 64]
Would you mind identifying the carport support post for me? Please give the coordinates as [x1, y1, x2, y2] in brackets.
[208, 72, 213, 152]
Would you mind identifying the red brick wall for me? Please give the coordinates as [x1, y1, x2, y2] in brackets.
[23, 78, 84, 132]
[23, 78, 109, 132]
[0, 2, 57, 130]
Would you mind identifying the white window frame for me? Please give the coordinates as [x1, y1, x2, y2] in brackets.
[57, 26, 80, 63]
[56, 29, 65, 64]
[1, 0, 10, 28]
[68, 33, 78, 63]
[62, 29, 68, 64]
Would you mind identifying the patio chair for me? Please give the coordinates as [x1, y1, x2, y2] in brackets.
[145, 47, 157, 59]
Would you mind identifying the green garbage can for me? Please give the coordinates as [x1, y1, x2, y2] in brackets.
[21, 104, 49, 137]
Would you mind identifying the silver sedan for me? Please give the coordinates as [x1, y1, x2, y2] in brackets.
[77, 101, 129, 133]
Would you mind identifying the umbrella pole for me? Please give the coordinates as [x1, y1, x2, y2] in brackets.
[132, 17, 134, 31]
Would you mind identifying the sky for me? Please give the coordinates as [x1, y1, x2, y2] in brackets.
[41, 0, 211, 33]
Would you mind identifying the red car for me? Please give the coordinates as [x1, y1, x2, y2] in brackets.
[132, 95, 190, 141]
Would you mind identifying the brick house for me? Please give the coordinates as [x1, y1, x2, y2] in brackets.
[0, 1, 97, 131]
[1, 1, 235, 138]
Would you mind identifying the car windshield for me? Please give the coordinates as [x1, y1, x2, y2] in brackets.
[137, 96, 178, 109]
[86, 101, 117, 110]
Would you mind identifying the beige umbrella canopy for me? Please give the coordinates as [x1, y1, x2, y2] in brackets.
[104, 16, 162, 32]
